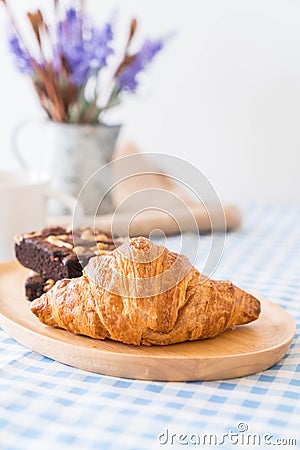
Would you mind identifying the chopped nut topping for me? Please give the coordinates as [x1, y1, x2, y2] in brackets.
[80, 229, 95, 241]
[25, 231, 41, 238]
[56, 234, 68, 240]
[73, 245, 85, 255]
[95, 234, 110, 242]
[46, 236, 73, 249]
[14, 234, 24, 245]
[14, 230, 42, 245]
[97, 242, 108, 249]
[44, 279, 55, 292]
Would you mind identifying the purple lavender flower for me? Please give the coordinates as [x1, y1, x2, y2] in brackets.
[8, 34, 32, 74]
[66, 8, 78, 24]
[117, 39, 164, 92]
[57, 8, 114, 86]
[90, 23, 114, 68]
[5, 2, 167, 124]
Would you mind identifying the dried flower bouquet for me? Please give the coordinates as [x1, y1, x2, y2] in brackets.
[1, 0, 164, 123]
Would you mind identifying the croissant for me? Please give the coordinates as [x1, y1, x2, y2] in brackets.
[31, 237, 260, 345]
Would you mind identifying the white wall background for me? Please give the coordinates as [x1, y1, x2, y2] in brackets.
[1, 0, 300, 204]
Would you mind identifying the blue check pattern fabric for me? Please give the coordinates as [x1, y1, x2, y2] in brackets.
[0, 204, 299, 450]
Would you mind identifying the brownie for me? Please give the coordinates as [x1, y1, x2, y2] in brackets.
[15, 226, 123, 282]
[25, 274, 55, 301]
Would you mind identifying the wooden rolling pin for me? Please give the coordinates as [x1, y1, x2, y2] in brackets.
[94, 204, 241, 236]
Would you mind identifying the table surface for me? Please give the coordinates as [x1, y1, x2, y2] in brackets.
[0, 204, 299, 450]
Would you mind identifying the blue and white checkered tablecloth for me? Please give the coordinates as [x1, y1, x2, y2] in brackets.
[0, 204, 299, 450]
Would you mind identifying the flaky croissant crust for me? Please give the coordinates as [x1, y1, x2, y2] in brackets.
[31, 237, 260, 345]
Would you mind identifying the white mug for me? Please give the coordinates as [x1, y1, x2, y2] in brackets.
[0, 170, 83, 262]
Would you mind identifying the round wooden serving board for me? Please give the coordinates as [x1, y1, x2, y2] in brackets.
[0, 261, 296, 381]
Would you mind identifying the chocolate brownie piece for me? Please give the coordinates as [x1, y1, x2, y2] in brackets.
[25, 275, 55, 301]
[15, 226, 122, 282]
